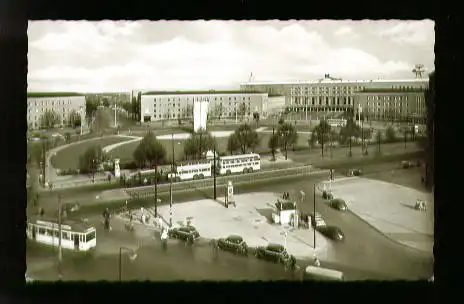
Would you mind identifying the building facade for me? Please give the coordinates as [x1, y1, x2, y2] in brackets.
[27, 93, 86, 130]
[424, 71, 434, 190]
[240, 74, 428, 121]
[140, 91, 268, 123]
[354, 88, 427, 124]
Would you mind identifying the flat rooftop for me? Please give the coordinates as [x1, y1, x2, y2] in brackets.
[27, 92, 86, 98]
[142, 90, 267, 96]
[240, 78, 429, 86]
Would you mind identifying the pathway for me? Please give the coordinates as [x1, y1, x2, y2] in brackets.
[317, 178, 434, 253]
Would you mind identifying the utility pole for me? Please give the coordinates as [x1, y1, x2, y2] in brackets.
[58, 194, 62, 280]
[313, 183, 316, 251]
[213, 140, 217, 200]
[169, 131, 174, 227]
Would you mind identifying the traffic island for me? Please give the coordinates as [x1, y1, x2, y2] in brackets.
[118, 192, 331, 260]
[317, 178, 434, 253]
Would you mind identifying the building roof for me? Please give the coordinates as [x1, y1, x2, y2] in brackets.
[29, 216, 95, 233]
[27, 92, 86, 98]
[357, 88, 426, 93]
[240, 78, 429, 86]
[142, 90, 267, 96]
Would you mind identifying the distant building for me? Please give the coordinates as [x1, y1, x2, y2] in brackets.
[240, 74, 428, 121]
[354, 88, 427, 124]
[27, 93, 86, 130]
[140, 90, 268, 123]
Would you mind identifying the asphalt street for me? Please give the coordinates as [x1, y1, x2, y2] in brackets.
[27, 161, 433, 281]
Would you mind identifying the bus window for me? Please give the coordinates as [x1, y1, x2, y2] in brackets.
[38, 227, 46, 235]
[45, 228, 52, 236]
[53, 230, 60, 238]
[62, 231, 70, 240]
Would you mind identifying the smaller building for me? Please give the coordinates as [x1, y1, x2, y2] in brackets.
[272, 199, 297, 226]
[354, 88, 427, 124]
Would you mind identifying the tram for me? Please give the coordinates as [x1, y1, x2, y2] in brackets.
[26, 216, 96, 252]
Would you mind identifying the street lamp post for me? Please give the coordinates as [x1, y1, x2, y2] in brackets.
[169, 131, 174, 227]
[80, 106, 84, 136]
[57, 194, 63, 280]
[92, 159, 96, 183]
[113, 105, 118, 128]
[118, 246, 138, 281]
[313, 183, 316, 251]
[213, 139, 217, 200]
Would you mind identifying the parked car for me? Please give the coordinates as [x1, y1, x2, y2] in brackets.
[168, 226, 200, 244]
[401, 161, 414, 169]
[322, 190, 334, 200]
[328, 198, 347, 211]
[346, 169, 362, 177]
[309, 212, 326, 228]
[215, 235, 248, 255]
[316, 225, 345, 241]
[255, 243, 296, 270]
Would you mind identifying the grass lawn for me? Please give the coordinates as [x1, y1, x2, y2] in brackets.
[109, 131, 310, 164]
[52, 136, 135, 170]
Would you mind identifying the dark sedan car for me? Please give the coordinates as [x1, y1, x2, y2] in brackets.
[215, 235, 248, 255]
[255, 243, 296, 270]
[316, 225, 345, 241]
[346, 169, 362, 177]
[168, 226, 200, 244]
[328, 198, 347, 211]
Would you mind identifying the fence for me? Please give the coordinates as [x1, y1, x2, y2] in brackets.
[126, 166, 329, 198]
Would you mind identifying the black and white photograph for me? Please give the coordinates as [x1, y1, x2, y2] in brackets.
[26, 20, 435, 282]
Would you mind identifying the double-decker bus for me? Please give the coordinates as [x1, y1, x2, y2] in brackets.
[168, 161, 212, 181]
[327, 119, 347, 128]
[26, 216, 96, 252]
[217, 153, 261, 175]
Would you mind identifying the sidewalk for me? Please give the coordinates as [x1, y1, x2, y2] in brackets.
[123, 192, 331, 260]
[318, 178, 434, 253]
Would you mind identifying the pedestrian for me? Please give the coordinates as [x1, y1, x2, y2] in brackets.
[39, 207, 44, 217]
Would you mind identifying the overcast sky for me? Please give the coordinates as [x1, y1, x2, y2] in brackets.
[27, 20, 434, 93]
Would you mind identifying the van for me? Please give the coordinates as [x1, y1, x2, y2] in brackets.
[302, 266, 344, 281]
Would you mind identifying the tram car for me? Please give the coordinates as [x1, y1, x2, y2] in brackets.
[27, 216, 96, 252]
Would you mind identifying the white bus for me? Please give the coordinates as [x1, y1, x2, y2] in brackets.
[327, 119, 347, 128]
[27, 217, 96, 252]
[218, 153, 261, 175]
[168, 161, 212, 181]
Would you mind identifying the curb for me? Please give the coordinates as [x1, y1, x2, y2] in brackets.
[315, 181, 433, 254]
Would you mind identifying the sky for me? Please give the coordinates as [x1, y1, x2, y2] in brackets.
[27, 20, 435, 93]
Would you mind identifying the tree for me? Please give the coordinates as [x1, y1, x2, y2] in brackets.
[39, 109, 60, 129]
[253, 112, 260, 127]
[67, 110, 81, 128]
[102, 98, 110, 108]
[183, 129, 216, 160]
[385, 126, 397, 143]
[227, 133, 240, 155]
[277, 123, 298, 160]
[412, 64, 425, 78]
[312, 120, 331, 157]
[233, 124, 259, 154]
[339, 118, 361, 156]
[238, 102, 247, 121]
[85, 98, 98, 119]
[79, 146, 105, 174]
[64, 132, 71, 144]
[268, 133, 280, 160]
[92, 108, 111, 136]
[133, 131, 166, 217]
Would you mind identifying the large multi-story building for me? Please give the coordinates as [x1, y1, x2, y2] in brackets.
[140, 91, 269, 123]
[354, 88, 427, 124]
[424, 71, 434, 190]
[240, 74, 428, 122]
[27, 93, 86, 130]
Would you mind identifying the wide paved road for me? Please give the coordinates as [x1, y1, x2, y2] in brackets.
[27, 161, 432, 281]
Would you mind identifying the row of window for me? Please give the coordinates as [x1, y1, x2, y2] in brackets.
[34, 226, 95, 242]
[221, 161, 259, 169]
[153, 97, 253, 102]
[178, 168, 210, 175]
[222, 157, 259, 165]
[367, 96, 417, 101]
[152, 101, 252, 108]
[291, 86, 362, 93]
[28, 107, 77, 114]
[28, 100, 74, 106]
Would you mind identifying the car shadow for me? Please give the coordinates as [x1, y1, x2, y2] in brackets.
[400, 203, 417, 211]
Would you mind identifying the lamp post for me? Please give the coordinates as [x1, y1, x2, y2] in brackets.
[118, 246, 138, 281]
[92, 159, 96, 183]
[169, 131, 175, 227]
[213, 138, 217, 200]
[57, 194, 62, 280]
[80, 106, 84, 136]
[113, 104, 118, 128]
[313, 183, 317, 252]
